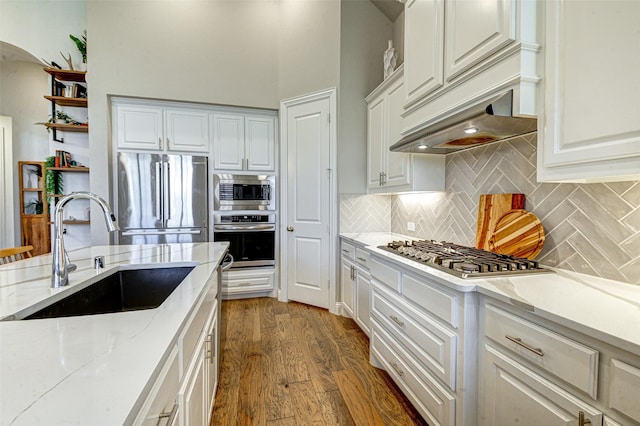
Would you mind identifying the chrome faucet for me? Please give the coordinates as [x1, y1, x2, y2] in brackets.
[51, 192, 120, 288]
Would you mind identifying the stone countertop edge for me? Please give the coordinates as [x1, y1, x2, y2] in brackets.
[340, 232, 640, 356]
[0, 242, 229, 426]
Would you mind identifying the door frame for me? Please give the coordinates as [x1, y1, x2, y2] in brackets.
[0, 116, 15, 248]
[279, 88, 338, 313]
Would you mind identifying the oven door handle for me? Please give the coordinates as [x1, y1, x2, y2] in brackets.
[214, 224, 276, 231]
[221, 253, 234, 271]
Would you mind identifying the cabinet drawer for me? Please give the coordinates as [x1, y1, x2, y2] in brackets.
[609, 359, 640, 421]
[340, 241, 355, 260]
[403, 272, 458, 328]
[370, 256, 401, 292]
[223, 268, 274, 294]
[484, 304, 599, 398]
[133, 345, 180, 426]
[354, 248, 370, 269]
[372, 284, 456, 389]
[180, 285, 216, 376]
[371, 321, 456, 426]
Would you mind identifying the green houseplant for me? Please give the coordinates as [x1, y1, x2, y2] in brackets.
[44, 156, 63, 204]
[69, 30, 87, 65]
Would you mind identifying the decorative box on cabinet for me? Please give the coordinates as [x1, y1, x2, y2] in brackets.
[402, 0, 539, 142]
[212, 112, 276, 172]
[114, 100, 209, 153]
[538, 0, 640, 182]
[366, 66, 445, 194]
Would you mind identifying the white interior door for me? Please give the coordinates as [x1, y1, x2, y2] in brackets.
[281, 90, 336, 310]
[0, 116, 15, 248]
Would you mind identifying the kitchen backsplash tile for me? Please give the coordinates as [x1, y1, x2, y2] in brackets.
[340, 133, 640, 285]
[340, 194, 391, 233]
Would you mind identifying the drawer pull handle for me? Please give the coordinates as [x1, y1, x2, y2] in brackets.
[578, 411, 591, 426]
[158, 403, 179, 425]
[357, 256, 367, 262]
[505, 335, 544, 357]
[342, 248, 349, 253]
[389, 315, 404, 327]
[389, 361, 404, 376]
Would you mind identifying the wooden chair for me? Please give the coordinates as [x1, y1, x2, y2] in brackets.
[0, 245, 34, 265]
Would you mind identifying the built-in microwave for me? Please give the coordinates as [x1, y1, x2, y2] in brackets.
[213, 174, 276, 211]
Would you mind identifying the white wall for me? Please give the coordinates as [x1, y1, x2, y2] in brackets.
[338, 0, 393, 194]
[0, 1, 86, 69]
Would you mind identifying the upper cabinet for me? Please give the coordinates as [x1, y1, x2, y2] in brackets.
[367, 66, 445, 194]
[212, 112, 276, 173]
[114, 100, 209, 153]
[537, 0, 640, 183]
[402, 0, 539, 138]
[404, 0, 444, 105]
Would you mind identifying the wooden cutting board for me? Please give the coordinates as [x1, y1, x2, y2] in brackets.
[488, 209, 545, 259]
[475, 193, 525, 250]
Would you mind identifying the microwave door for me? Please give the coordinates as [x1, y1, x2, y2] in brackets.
[117, 152, 164, 230]
[164, 154, 208, 229]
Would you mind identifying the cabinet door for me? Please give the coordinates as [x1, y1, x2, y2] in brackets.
[341, 258, 355, 317]
[212, 113, 245, 171]
[116, 105, 163, 150]
[367, 95, 385, 189]
[179, 347, 206, 426]
[444, 0, 515, 81]
[165, 110, 209, 153]
[538, 0, 640, 182]
[355, 269, 370, 336]
[245, 116, 275, 172]
[404, 0, 444, 105]
[480, 344, 603, 426]
[384, 76, 411, 188]
[205, 314, 218, 423]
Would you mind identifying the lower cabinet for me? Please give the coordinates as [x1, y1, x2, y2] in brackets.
[339, 239, 372, 336]
[133, 268, 220, 426]
[222, 267, 275, 298]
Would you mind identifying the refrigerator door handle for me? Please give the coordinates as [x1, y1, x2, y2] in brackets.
[163, 161, 170, 226]
[121, 229, 203, 236]
[155, 161, 162, 222]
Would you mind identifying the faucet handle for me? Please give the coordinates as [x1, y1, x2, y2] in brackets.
[67, 263, 77, 273]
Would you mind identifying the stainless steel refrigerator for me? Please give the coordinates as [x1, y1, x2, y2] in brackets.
[117, 152, 208, 244]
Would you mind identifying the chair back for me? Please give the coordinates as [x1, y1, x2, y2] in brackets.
[0, 246, 34, 265]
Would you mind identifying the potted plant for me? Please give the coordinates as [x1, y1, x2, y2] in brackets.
[70, 30, 87, 71]
[25, 199, 44, 215]
[44, 156, 63, 204]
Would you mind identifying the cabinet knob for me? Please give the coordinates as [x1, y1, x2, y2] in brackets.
[287, 226, 294, 232]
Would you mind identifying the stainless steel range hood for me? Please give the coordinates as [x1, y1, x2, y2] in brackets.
[389, 90, 537, 154]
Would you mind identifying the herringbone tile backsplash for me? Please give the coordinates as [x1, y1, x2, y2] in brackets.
[341, 133, 640, 285]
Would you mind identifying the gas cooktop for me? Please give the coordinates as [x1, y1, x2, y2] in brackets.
[378, 240, 551, 279]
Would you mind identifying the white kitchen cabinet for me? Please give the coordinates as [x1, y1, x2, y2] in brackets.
[368, 252, 477, 425]
[221, 267, 275, 298]
[480, 343, 603, 426]
[366, 66, 445, 194]
[401, 0, 539, 140]
[212, 112, 276, 173]
[340, 241, 356, 318]
[179, 343, 206, 426]
[354, 247, 371, 336]
[114, 100, 209, 153]
[538, 0, 640, 183]
[133, 346, 180, 426]
[404, 0, 444, 105]
[444, 0, 515, 81]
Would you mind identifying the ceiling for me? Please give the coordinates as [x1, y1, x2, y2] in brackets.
[370, 0, 404, 22]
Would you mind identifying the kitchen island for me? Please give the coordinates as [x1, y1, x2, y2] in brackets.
[0, 242, 228, 425]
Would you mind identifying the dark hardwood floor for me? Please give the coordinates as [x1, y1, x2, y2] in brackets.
[211, 297, 427, 426]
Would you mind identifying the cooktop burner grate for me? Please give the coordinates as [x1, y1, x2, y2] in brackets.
[378, 240, 551, 279]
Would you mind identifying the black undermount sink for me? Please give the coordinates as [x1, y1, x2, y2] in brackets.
[24, 267, 194, 320]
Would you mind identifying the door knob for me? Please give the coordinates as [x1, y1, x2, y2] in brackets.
[287, 226, 294, 232]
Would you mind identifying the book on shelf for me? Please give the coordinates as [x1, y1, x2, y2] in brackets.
[54, 150, 73, 168]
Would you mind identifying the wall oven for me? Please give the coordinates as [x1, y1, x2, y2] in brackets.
[213, 174, 275, 211]
[213, 213, 275, 268]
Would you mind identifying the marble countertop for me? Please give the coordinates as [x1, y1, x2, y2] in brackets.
[0, 242, 228, 426]
[341, 232, 640, 355]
